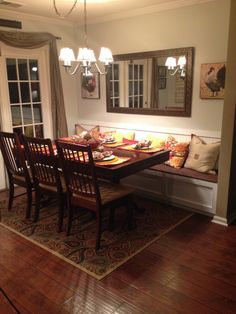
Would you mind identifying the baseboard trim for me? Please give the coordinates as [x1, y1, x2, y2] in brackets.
[211, 215, 228, 226]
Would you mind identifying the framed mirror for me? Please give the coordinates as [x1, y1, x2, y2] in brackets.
[106, 47, 194, 117]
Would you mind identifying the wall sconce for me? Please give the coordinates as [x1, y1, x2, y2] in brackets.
[165, 56, 186, 77]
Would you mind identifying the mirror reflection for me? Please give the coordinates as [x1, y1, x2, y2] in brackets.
[106, 47, 193, 117]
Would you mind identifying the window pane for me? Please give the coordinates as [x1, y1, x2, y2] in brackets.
[129, 81, 133, 95]
[114, 82, 119, 97]
[11, 105, 22, 126]
[139, 65, 143, 78]
[9, 82, 19, 104]
[129, 65, 133, 80]
[134, 96, 138, 108]
[18, 59, 28, 80]
[29, 59, 39, 80]
[35, 125, 44, 138]
[114, 64, 119, 80]
[109, 82, 113, 97]
[33, 104, 43, 123]
[114, 98, 119, 108]
[139, 81, 143, 94]
[22, 105, 33, 125]
[13, 127, 23, 136]
[31, 82, 41, 102]
[110, 98, 113, 107]
[139, 96, 143, 108]
[20, 82, 30, 103]
[6, 58, 17, 80]
[24, 125, 34, 137]
[129, 97, 133, 108]
[134, 65, 138, 79]
[134, 81, 138, 95]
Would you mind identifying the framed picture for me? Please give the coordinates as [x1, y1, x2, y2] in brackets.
[158, 65, 167, 77]
[158, 78, 166, 89]
[81, 72, 100, 99]
[200, 62, 226, 99]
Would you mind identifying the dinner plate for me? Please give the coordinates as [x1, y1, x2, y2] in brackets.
[103, 140, 117, 144]
[96, 154, 115, 162]
[132, 144, 152, 150]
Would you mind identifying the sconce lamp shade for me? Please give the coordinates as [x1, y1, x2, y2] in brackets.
[177, 56, 186, 69]
[165, 57, 177, 70]
[99, 47, 113, 65]
[59, 48, 75, 66]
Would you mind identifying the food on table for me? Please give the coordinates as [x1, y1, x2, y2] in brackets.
[134, 139, 152, 149]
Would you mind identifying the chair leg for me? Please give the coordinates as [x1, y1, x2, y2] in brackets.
[8, 181, 14, 211]
[66, 201, 73, 236]
[34, 189, 41, 222]
[25, 187, 32, 219]
[109, 207, 115, 231]
[126, 196, 135, 230]
[58, 195, 64, 233]
[95, 212, 102, 251]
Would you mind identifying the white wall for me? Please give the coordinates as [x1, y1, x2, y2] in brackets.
[77, 0, 230, 135]
[0, 10, 79, 135]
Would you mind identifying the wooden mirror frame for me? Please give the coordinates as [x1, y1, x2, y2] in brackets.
[106, 47, 194, 117]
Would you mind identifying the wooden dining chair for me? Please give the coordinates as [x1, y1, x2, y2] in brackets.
[22, 135, 66, 232]
[0, 131, 33, 218]
[56, 140, 135, 250]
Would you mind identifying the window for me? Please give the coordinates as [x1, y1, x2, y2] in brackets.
[108, 63, 120, 108]
[108, 59, 148, 109]
[6, 58, 44, 137]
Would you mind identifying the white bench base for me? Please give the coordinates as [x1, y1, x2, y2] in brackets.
[122, 169, 217, 216]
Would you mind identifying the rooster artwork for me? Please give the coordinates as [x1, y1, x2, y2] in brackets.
[200, 63, 226, 99]
[81, 73, 100, 99]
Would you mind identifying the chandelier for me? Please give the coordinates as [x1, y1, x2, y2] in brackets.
[54, 0, 113, 77]
[165, 56, 186, 77]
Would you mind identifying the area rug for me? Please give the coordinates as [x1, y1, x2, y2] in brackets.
[0, 194, 193, 280]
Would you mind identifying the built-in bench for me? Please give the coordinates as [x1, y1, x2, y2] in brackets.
[122, 164, 218, 216]
[75, 122, 220, 216]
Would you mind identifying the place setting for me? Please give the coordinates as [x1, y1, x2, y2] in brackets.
[92, 150, 131, 166]
[118, 139, 164, 153]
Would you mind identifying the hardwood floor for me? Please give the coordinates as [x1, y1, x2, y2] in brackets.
[1, 189, 236, 313]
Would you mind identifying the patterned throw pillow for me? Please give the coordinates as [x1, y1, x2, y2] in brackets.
[165, 135, 189, 168]
[184, 134, 220, 173]
[75, 124, 100, 139]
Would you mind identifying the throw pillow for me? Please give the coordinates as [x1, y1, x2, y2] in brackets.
[165, 135, 189, 168]
[113, 131, 135, 142]
[184, 134, 220, 173]
[146, 134, 165, 148]
[75, 124, 100, 139]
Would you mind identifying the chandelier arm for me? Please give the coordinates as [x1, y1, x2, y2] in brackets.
[169, 65, 180, 76]
[53, 0, 78, 18]
[94, 62, 107, 75]
[64, 63, 82, 75]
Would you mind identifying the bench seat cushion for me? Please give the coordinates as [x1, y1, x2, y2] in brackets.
[150, 164, 217, 183]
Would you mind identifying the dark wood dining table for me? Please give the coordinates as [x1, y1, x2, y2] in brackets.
[94, 147, 170, 183]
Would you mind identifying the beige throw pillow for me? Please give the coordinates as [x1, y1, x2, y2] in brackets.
[184, 134, 220, 173]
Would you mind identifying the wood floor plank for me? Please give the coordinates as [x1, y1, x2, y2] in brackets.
[1, 188, 236, 313]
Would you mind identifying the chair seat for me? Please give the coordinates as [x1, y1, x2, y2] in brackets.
[100, 181, 133, 205]
[39, 175, 66, 193]
[72, 181, 133, 206]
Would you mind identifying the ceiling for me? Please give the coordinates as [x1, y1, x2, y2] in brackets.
[0, 0, 215, 25]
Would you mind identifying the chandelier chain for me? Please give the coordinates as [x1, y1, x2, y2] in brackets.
[84, 0, 88, 46]
[53, 0, 78, 18]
